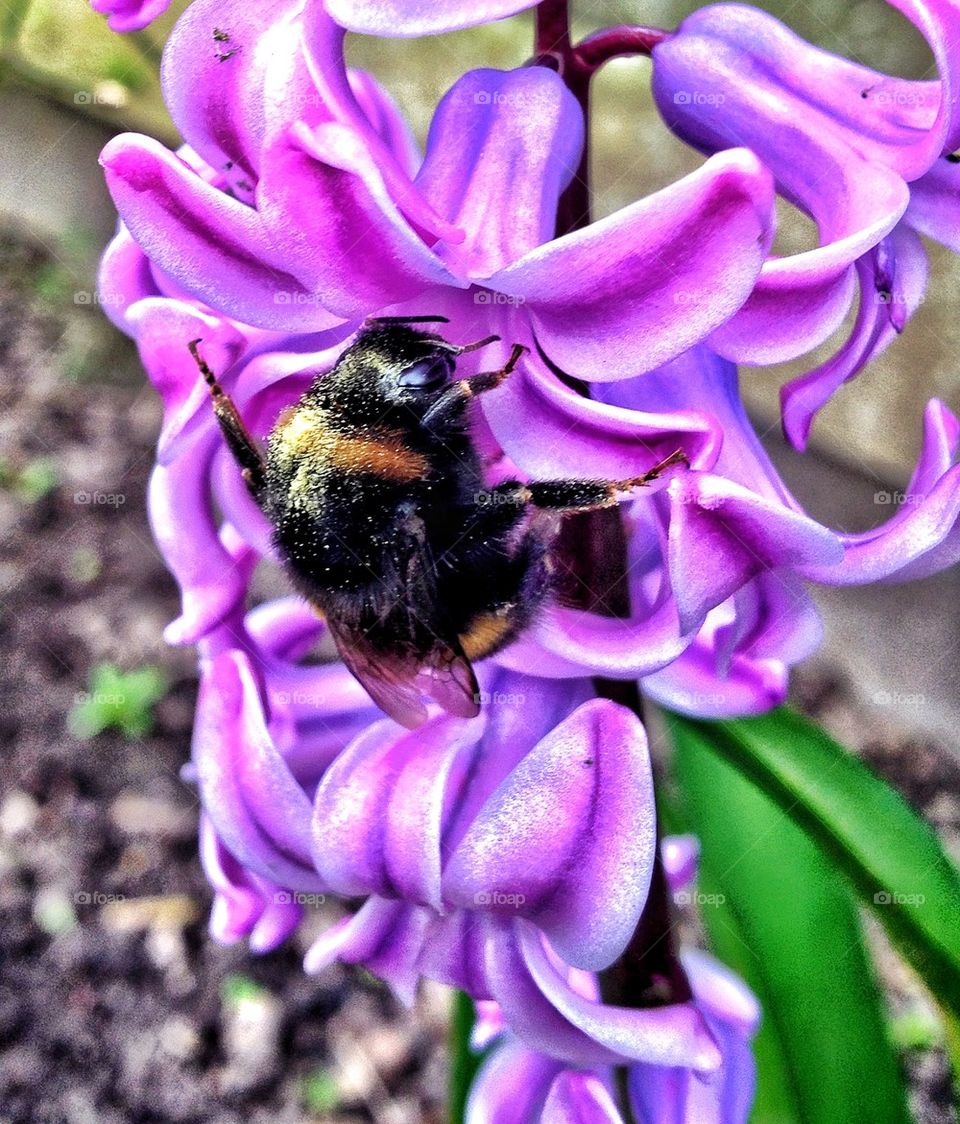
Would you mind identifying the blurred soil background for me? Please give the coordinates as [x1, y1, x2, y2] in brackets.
[0, 2, 958, 1122]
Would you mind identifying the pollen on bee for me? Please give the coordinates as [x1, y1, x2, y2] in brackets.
[274, 406, 429, 483]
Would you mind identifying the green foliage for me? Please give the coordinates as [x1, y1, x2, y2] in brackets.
[301, 1067, 341, 1115]
[68, 662, 167, 739]
[0, 455, 59, 502]
[667, 713, 912, 1124]
[220, 973, 269, 1008]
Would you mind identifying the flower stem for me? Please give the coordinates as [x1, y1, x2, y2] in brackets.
[575, 25, 670, 69]
[535, 5, 693, 1116]
[448, 990, 480, 1124]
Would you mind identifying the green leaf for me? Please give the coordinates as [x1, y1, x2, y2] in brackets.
[667, 715, 911, 1124]
[667, 708, 960, 1020]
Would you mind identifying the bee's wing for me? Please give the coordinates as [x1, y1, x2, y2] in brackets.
[326, 619, 479, 730]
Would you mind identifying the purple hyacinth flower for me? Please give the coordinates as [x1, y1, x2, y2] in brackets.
[90, 0, 170, 33]
[464, 838, 759, 1123]
[651, 1, 960, 447]
[100, 0, 776, 381]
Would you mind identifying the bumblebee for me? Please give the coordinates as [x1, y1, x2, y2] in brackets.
[188, 318, 687, 727]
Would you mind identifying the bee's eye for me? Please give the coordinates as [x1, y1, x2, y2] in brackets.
[397, 357, 451, 390]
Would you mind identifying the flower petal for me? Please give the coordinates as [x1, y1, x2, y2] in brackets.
[780, 226, 928, 450]
[487, 148, 775, 380]
[542, 1072, 622, 1124]
[257, 121, 461, 318]
[101, 134, 344, 329]
[312, 716, 479, 909]
[906, 156, 960, 252]
[486, 921, 721, 1069]
[161, 0, 300, 190]
[193, 649, 326, 890]
[802, 399, 960, 584]
[666, 473, 843, 633]
[415, 68, 583, 277]
[482, 353, 721, 482]
[147, 443, 256, 645]
[322, 0, 538, 36]
[466, 1039, 562, 1124]
[443, 699, 655, 972]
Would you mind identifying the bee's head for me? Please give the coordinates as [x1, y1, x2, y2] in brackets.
[347, 321, 458, 409]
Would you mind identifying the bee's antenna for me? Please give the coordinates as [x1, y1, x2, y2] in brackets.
[363, 315, 451, 326]
[188, 337, 224, 397]
[441, 334, 501, 356]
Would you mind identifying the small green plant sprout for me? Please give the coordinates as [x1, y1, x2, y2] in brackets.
[68, 662, 167, 740]
[0, 456, 59, 503]
[301, 1067, 341, 1115]
[220, 973, 269, 1008]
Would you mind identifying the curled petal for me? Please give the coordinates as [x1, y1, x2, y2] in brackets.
[542, 1072, 622, 1124]
[101, 134, 344, 330]
[802, 399, 960, 584]
[416, 68, 583, 277]
[653, 5, 915, 363]
[483, 354, 721, 481]
[97, 225, 159, 329]
[126, 298, 247, 464]
[906, 156, 960, 252]
[312, 716, 480, 909]
[781, 226, 928, 450]
[666, 473, 843, 633]
[148, 444, 256, 645]
[258, 122, 461, 318]
[91, 0, 171, 33]
[487, 148, 775, 380]
[465, 1038, 562, 1124]
[300, 5, 465, 244]
[200, 816, 303, 952]
[661, 835, 700, 894]
[652, 5, 942, 181]
[444, 699, 655, 971]
[304, 897, 433, 1005]
[162, 0, 301, 188]
[194, 649, 327, 890]
[498, 600, 690, 681]
[487, 921, 721, 1070]
[323, 0, 538, 36]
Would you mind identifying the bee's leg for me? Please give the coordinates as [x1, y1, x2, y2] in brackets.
[421, 344, 527, 428]
[188, 339, 266, 503]
[496, 449, 690, 513]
